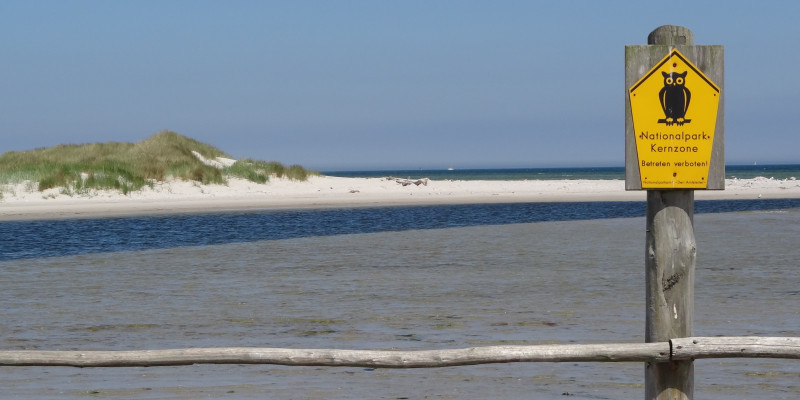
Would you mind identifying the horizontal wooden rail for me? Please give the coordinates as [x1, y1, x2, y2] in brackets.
[671, 336, 800, 360]
[0, 343, 670, 368]
[0, 337, 797, 368]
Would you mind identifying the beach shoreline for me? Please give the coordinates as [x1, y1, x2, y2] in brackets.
[1, 176, 799, 221]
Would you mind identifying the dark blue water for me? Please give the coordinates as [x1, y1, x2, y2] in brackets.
[324, 164, 800, 180]
[2, 199, 800, 261]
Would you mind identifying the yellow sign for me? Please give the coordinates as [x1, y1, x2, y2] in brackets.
[629, 49, 720, 189]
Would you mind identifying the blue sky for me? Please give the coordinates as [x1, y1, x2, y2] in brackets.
[2, 1, 798, 170]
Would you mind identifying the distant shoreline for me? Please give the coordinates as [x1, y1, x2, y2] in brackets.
[322, 164, 800, 181]
[2, 176, 799, 221]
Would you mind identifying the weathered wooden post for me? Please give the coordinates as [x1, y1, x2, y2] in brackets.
[625, 26, 724, 399]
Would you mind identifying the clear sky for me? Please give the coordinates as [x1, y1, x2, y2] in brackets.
[2, 1, 798, 171]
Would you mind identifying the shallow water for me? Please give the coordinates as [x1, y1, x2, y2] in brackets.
[1, 209, 799, 399]
[4, 198, 800, 261]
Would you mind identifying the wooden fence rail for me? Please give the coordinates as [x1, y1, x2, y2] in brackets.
[1, 337, 797, 368]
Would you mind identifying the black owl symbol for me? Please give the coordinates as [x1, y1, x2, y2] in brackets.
[658, 71, 691, 126]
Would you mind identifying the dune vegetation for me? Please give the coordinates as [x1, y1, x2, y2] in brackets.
[0, 131, 317, 196]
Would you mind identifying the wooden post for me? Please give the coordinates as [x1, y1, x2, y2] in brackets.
[645, 189, 695, 399]
[644, 25, 696, 400]
[626, 24, 723, 399]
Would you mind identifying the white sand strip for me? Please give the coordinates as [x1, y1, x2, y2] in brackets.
[1, 176, 798, 221]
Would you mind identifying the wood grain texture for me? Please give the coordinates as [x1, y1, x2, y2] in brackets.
[671, 337, 800, 360]
[2, 337, 798, 368]
[642, 25, 699, 400]
[0, 343, 670, 367]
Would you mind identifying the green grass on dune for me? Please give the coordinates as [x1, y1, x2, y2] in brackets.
[0, 131, 317, 196]
[226, 159, 308, 184]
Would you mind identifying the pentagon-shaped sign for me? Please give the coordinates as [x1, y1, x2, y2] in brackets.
[629, 49, 720, 189]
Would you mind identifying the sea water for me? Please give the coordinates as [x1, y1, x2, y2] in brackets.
[3, 199, 800, 261]
[324, 163, 800, 181]
[0, 210, 798, 399]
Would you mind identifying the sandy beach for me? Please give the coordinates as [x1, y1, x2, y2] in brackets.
[1, 175, 799, 221]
